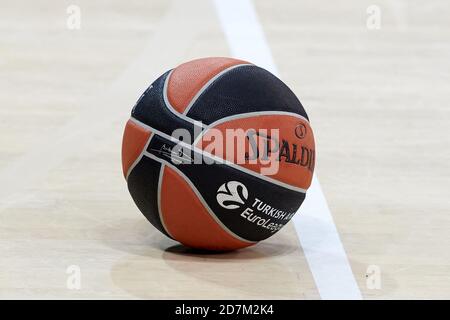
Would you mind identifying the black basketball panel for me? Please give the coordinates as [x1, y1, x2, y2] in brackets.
[186, 65, 309, 124]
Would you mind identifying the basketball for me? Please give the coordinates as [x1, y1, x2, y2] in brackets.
[122, 57, 315, 251]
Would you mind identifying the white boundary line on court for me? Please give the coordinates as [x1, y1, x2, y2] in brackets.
[213, 0, 362, 299]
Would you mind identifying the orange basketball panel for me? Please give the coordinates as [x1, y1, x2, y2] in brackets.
[160, 166, 253, 250]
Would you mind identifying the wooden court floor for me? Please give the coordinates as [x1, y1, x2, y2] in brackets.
[0, 0, 449, 299]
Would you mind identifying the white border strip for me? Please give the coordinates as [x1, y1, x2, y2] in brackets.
[213, 0, 362, 299]
[145, 151, 255, 244]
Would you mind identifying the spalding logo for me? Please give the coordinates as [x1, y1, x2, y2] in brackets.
[216, 181, 248, 210]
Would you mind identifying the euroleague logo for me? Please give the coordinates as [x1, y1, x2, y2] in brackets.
[216, 181, 248, 210]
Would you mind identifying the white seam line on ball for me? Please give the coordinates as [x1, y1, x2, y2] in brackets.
[192, 110, 310, 146]
[162, 69, 208, 128]
[156, 164, 174, 238]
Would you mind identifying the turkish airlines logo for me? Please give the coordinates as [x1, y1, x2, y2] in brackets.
[216, 181, 248, 210]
